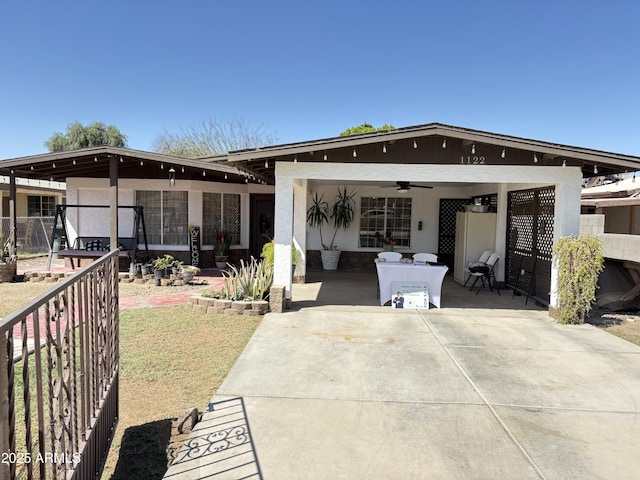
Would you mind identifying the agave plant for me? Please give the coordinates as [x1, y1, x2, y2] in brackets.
[222, 256, 274, 300]
[1, 235, 12, 262]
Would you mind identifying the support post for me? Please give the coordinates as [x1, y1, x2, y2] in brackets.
[273, 173, 294, 305]
[9, 172, 17, 256]
[293, 179, 308, 283]
[0, 335, 10, 480]
[109, 156, 119, 249]
[549, 176, 582, 313]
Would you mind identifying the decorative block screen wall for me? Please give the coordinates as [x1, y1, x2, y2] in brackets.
[506, 186, 555, 305]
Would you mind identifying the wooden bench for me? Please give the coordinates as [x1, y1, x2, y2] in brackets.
[57, 237, 141, 269]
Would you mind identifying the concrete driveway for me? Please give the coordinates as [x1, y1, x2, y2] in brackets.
[165, 274, 640, 480]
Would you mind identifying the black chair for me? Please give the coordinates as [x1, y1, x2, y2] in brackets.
[468, 252, 501, 295]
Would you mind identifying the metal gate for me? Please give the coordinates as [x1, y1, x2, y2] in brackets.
[506, 186, 555, 305]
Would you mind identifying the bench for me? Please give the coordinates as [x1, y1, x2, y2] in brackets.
[57, 237, 142, 269]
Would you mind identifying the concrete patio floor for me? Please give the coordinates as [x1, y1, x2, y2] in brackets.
[164, 271, 640, 480]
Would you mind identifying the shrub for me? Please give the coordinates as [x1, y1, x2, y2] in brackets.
[260, 240, 300, 266]
[552, 235, 604, 324]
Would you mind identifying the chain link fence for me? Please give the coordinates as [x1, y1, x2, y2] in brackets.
[1, 217, 55, 256]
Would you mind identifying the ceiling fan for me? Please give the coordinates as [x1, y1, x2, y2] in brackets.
[393, 181, 434, 193]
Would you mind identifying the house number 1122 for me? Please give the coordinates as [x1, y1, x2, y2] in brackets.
[460, 156, 486, 164]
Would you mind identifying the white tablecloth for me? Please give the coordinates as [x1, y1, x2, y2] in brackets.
[376, 262, 449, 308]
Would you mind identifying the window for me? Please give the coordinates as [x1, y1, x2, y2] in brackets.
[27, 196, 56, 217]
[359, 197, 412, 248]
[202, 193, 241, 246]
[136, 190, 189, 245]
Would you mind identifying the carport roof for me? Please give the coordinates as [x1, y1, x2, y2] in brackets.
[0, 146, 266, 185]
[220, 122, 640, 185]
[1, 123, 639, 187]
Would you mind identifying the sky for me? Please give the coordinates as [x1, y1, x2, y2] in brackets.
[1, 0, 638, 159]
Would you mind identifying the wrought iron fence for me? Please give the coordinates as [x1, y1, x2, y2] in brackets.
[0, 250, 120, 479]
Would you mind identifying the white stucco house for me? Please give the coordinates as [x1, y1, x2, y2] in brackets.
[2, 122, 639, 312]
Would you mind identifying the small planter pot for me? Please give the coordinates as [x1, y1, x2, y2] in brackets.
[182, 270, 196, 283]
[0, 258, 17, 283]
[215, 256, 229, 269]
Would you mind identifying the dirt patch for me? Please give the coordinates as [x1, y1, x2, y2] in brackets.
[587, 309, 640, 347]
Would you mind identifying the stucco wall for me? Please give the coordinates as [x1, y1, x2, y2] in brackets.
[65, 178, 273, 251]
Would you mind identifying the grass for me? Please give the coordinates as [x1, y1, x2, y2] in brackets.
[602, 323, 640, 346]
[2, 286, 261, 480]
[103, 305, 261, 479]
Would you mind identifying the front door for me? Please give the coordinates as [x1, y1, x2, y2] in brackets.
[250, 194, 275, 259]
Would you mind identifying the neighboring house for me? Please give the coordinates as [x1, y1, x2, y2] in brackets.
[0, 176, 65, 218]
[581, 174, 640, 234]
[0, 176, 66, 253]
[580, 174, 640, 309]
[1, 123, 639, 313]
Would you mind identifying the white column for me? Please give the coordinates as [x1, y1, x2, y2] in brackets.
[494, 183, 509, 282]
[274, 175, 293, 299]
[293, 179, 308, 282]
[549, 177, 582, 308]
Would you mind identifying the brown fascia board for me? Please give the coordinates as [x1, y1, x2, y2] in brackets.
[0, 146, 257, 179]
[581, 187, 640, 199]
[581, 195, 640, 208]
[0, 146, 193, 168]
[222, 122, 640, 169]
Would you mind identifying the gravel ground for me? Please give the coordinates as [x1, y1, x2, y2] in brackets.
[13, 255, 217, 298]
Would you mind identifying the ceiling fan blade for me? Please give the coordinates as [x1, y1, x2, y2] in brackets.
[395, 181, 434, 190]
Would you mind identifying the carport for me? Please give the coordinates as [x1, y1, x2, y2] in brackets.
[225, 123, 640, 311]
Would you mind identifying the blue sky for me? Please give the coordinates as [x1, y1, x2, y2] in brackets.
[1, 0, 638, 159]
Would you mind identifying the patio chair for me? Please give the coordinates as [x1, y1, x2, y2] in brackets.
[375, 251, 402, 298]
[468, 252, 501, 295]
[413, 253, 438, 263]
[377, 251, 402, 262]
[462, 250, 493, 287]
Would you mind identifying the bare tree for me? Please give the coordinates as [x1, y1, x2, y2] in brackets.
[151, 118, 279, 157]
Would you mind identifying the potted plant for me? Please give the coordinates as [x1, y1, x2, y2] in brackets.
[181, 265, 201, 283]
[0, 235, 17, 283]
[375, 230, 396, 251]
[153, 254, 180, 277]
[306, 187, 356, 270]
[214, 230, 232, 268]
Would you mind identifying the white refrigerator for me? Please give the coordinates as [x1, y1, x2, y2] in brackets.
[454, 212, 497, 285]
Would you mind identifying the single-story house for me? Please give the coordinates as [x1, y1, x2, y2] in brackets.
[1, 123, 639, 313]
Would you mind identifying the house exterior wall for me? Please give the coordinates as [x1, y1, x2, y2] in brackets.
[580, 213, 640, 263]
[1, 190, 64, 217]
[65, 178, 273, 253]
[596, 205, 640, 234]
